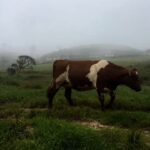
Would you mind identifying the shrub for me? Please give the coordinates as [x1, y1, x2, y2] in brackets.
[7, 67, 16, 75]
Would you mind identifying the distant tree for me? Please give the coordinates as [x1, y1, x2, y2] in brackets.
[17, 55, 36, 71]
[7, 55, 36, 75]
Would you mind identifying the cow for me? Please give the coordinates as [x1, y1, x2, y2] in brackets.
[47, 59, 141, 110]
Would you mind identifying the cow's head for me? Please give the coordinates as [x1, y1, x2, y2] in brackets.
[120, 68, 141, 92]
[126, 68, 141, 91]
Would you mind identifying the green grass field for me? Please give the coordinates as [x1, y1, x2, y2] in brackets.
[0, 56, 150, 150]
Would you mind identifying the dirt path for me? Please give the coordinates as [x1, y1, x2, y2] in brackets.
[76, 120, 114, 129]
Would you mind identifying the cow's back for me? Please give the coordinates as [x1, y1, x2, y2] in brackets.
[53, 60, 98, 77]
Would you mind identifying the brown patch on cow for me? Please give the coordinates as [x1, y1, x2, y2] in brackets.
[96, 62, 130, 90]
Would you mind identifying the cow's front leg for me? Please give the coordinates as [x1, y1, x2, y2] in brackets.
[106, 91, 115, 108]
[97, 90, 105, 111]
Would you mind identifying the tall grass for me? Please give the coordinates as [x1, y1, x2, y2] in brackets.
[0, 56, 150, 149]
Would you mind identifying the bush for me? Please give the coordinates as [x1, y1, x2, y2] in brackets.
[7, 67, 16, 75]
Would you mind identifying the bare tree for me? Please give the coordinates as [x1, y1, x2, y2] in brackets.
[17, 55, 36, 71]
[7, 55, 36, 75]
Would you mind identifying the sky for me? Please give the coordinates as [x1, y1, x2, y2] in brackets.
[0, 0, 150, 56]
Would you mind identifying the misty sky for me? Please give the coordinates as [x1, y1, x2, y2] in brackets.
[0, 0, 150, 56]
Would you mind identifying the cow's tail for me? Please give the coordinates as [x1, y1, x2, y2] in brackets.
[47, 61, 56, 99]
[52, 60, 58, 78]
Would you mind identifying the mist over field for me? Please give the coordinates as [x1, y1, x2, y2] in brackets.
[0, 0, 150, 58]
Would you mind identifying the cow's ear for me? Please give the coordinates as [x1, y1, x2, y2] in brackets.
[130, 68, 139, 76]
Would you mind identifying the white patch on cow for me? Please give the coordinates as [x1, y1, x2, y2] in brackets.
[66, 65, 70, 83]
[55, 65, 70, 88]
[56, 72, 66, 84]
[86, 60, 109, 88]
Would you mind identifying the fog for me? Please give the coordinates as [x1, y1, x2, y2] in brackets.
[0, 0, 150, 57]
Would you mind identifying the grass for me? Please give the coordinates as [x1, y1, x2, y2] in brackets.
[0, 56, 150, 149]
[0, 118, 149, 150]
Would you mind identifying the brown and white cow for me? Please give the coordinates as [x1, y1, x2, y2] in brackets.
[47, 60, 141, 110]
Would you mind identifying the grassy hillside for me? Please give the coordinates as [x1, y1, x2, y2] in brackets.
[38, 44, 142, 63]
[0, 56, 150, 149]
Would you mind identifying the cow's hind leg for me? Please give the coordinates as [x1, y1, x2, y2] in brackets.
[47, 82, 59, 108]
[64, 87, 74, 106]
[106, 91, 115, 108]
[97, 90, 105, 111]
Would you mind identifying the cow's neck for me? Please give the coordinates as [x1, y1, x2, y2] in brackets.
[118, 74, 131, 87]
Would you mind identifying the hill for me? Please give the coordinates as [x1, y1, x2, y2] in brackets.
[145, 49, 150, 54]
[39, 44, 142, 63]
